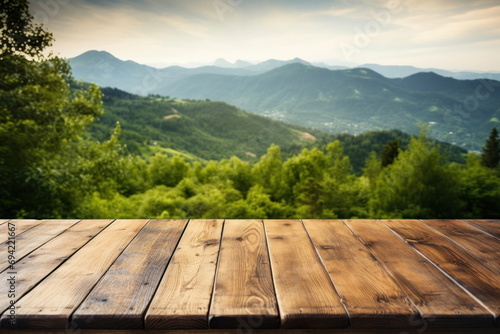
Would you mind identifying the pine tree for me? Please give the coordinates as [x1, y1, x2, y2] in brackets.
[481, 128, 500, 168]
[381, 139, 400, 167]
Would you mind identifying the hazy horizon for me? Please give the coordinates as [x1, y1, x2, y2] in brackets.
[72, 49, 500, 74]
[31, 0, 500, 72]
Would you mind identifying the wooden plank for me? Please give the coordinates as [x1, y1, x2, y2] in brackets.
[0, 219, 149, 329]
[384, 219, 500, 327]
[145, 219, 223, 330]
[303, 219, 418, 328]
[0, 220, 9, 226]
[463, 220, 500, 239]
[264, 219, 348, 329]
[423, 219, 500, 270]
[209, 219, 279, 329]
[4, 329, 500, 334]
[344, 220, 492, 329]
[0, 220, 113, 314]
[0, 219, 80, 271]
[3, 219, 45, 235]
[0, 219, 45, 244]
[72, 219, 188, 329]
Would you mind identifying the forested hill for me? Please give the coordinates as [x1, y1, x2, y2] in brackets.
[91, 87, 467, 174]
[158, 63, 500, 151]
[91, 87, 324, 161]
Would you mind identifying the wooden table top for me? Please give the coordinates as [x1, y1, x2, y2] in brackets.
[0, 219, 499, 333]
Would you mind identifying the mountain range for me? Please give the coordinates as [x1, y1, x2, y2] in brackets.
[70, 50, 500, 151]
[211, 57, 500, 81]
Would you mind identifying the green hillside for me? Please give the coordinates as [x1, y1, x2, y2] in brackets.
[90, 88, 324, 161]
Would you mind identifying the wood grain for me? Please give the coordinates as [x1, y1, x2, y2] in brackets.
[422, 219, 500, 270]
[0, 219, 45, 247]
[0, 220, 112, 314]
[264, 219, 348, 329]
[72, 219, 188, 329]
[209, 219, 279, 329]
[1, 219, 45, 239]
[0, 219, 497, 331]
[383, 219, 500, 327]
[0, 219, 149, 329]
[0, 219, 80, 271]
[145, 219, 223, 330]
[463, 220, 500, 239]
[303, 219, 417, 328]
[345, 220, 492, 329]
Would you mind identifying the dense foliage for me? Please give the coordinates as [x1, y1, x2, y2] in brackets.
[70, 132, 499, 219]
[0, 0, 121, 217]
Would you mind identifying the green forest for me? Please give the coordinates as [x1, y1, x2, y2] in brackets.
[2, 1, 500, 220]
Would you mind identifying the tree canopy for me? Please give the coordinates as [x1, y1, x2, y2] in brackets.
[0, 0, 113, 217]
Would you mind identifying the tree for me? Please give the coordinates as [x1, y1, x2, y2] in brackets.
[481, 128, 500, 169]
[321, 141, 366, 218]
[381, 139, 400, 167]
[218, 157, 253, 197]
[369, 134, 463, 218]
[1, 0, 53, 58]
[149, 153, 190, 188]
[363, 151, 382, 188]
[252, 144, 285, 201]
[283, 148, 327, 218]
[0, 0, 105, 217]
[458, 153, 500, 218]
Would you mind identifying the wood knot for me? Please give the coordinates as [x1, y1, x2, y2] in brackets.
[376, 295, 389, 303]
[204, 240, 219, 247]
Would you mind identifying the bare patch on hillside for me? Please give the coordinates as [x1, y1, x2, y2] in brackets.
[164, 114, 181, 120]
[300, 132, 317, 141]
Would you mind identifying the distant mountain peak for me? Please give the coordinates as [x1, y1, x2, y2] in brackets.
[399, 71, 461, 91]
[235, 59, 252, 67]
[214, 58, 254, 69]
[214, 58, 233, 68]
[408, 71, 446, 78]
[75, 50, 116, 59]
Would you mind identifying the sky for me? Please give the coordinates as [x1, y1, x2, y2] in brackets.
[30, 0, 500, 71]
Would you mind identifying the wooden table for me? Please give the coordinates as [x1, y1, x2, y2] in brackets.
[0, 219, 499, 333]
